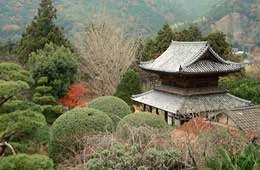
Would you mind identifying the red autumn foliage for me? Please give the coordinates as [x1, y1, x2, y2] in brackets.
[59, 84, 91, 109]
[177, 118, 214, 136]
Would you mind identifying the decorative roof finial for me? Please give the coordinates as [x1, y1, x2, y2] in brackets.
[179, 65, 182, 72]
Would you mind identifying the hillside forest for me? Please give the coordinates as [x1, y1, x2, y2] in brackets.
[0, 0, 259, 46]
[0, 0, 260, 169]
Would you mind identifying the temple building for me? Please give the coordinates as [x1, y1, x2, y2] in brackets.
[132, 41, 252, 125]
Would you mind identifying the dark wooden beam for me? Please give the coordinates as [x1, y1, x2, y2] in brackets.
[156, 108, 159, 115]
[143, 104, 146, 111]
[164, 111, 168, 123]
[149, 106, 153, 113]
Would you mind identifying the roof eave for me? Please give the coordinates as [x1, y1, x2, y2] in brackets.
[140, 66, 243, 75]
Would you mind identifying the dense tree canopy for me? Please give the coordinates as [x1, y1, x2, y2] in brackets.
[0, 63, 34, 110]
[219, 76, 260, 104]
[27, 43, 79, 98]
[172, 26, 203, 41]
[16, 0, 73, 64]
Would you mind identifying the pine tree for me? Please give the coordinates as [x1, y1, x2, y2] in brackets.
[154, 22, 173, 53]
[16, 0, 73, 64]
[33, 77, 63, 124]
[140, 36, 157, 62]
[0, 63, 34, 110]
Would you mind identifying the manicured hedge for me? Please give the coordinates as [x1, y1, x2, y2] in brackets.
[48, 107, 113, 164]
[0, 154, 53, 170]
[117, 112, 167, 129]
[87, 96, 131, 126]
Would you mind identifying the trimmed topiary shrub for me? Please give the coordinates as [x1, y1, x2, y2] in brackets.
[48, 107, 113, 164]
[87, 96, 131, 126]
[117, 112, 167, 129]
[0, 154, 54, 170]
[114, 71, 142, 106]
[116, 112, 167, 140]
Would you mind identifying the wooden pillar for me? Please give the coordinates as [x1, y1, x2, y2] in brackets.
[156, 108, 159, 115]
[164, 111, 168, 123]
[149, 106, 153, 113]
[143, 104, 146, 111]
[227, 116, 229, 124]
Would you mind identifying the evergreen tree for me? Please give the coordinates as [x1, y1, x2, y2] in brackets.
[16, 0, 73, 64]
[114, 71, 142, 106]
[140, 36, 157, 61]
[27, 43, 79, 98]
[154, 22, 173, 53]
[172, 26, 203, 41]
[203, 32, 232, 60]
[33, 77, 63, 124]
[0, 63, 34, 110]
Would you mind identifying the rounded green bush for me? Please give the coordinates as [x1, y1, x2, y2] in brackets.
[87, 96, 131, 126]
[117, 112, 167, 130]
[48, 107, 113, 164]
[0, 154, 53, 170]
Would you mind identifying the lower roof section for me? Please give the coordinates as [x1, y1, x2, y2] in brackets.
[131, 90, 252, 114]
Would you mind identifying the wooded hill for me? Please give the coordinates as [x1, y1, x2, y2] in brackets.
[0, 0, 225, 43]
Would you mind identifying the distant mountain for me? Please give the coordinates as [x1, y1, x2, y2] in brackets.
[0, 0, 224, 43]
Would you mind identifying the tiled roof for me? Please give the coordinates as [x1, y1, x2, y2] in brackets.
[182, 60, 242, 73]
[140, 41, 242, 74]
[224, 106, 260, 133]
[131, 90, 252, 114]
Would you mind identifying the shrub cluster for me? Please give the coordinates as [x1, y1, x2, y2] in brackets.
[48, 107, 113, 164]
[87, 96, 131, 126]
[117, 112, 167, 130]
[85, 142, 181, 170]
[116, 112, 167, 139]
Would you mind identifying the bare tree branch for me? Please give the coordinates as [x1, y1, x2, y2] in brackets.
[80, 11, 139, 96]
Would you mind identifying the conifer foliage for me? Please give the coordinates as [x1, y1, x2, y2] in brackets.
[114, 71, 142, 106]
[59, 84, 90, 109]
[16, 0, 73, 64]
[28, 43, 79, 98]
[33, 77, 63, 124]
[0, 63, 34, 110]
[140, 36, 156, 62]
[154, 22, 173, 53]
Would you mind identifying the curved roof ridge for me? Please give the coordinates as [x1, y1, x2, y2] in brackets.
[183, 44, 209, 67]
[171, 40, 208, 45]
[208, 46, 227, 63]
